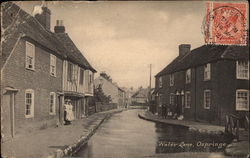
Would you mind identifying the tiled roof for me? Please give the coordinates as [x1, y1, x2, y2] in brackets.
[1, 2, 67, 68]
[132, 88, 148, 98]
[55, 33, 96, 72]
[156, 45, 249, 77]
[1, 2, 96, 73]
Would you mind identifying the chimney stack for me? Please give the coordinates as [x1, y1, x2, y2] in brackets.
[54, 20, 65, 33]
[34, 6, 51, 31]
[179, 44, 191, 56]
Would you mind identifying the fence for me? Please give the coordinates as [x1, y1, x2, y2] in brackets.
[225, 114, 249, 140]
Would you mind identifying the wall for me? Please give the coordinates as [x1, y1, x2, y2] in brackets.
[1, 38, 63, 138]
[63, 61, 94, 96]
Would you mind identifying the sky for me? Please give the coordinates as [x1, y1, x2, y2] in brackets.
[15, 1, 208, 89]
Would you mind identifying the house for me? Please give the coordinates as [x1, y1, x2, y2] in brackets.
[54, 20, 96, 118]
[94, 75, 126, 109]
[131, 88, 149, 106]
[1, 2, 96, 141]
[154, 44, 249, 125]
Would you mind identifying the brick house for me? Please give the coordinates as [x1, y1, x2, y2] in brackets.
[154, 44, 249, 125]
[1, 2, 96, 141]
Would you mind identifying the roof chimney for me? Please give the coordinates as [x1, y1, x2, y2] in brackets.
[34, 6, 51, 31]
[179, 44, 191, 56]
[54, 20, 65, 33]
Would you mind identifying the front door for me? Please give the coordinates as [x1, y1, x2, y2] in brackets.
[2, 91, 16, 141]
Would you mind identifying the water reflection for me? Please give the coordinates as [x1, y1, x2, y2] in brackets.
[73, 110, 232, 158]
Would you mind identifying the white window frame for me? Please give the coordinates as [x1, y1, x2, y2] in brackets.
[25, 89, 34, 118]
[159, 76, 163, 88]
[169, 93, 175, 105]
[25, 41, 35, 70]
[49, 92, 56, 115]
[203, 90, 211, 109]
[50, 54, 56, 77]
[158, 94, 162, 107]
[236, 61, 249, 80]
[170, 74, 174, 86]
[185, 91, 191, 108]
[186, 69, 191, 84]
[204, 63, 211, 81]
[236, 89, 249, 111]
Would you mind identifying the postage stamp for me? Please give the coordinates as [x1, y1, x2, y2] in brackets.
[204, 2, 247, 45]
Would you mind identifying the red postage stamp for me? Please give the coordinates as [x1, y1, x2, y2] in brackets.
[204, 2, 247, 45]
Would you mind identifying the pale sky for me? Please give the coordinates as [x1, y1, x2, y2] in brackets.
[16, 1, 207, 89]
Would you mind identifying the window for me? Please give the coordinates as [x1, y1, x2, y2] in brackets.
[25, 41, 35, 70]
[204, 63, 211, 81]
[49, 92, 56, 115]
[50, 54, 56, 77]
[80, 69, 84, 85]
[236, 61, 249, 79]
[204, 90, 211, 109]
[89, 73, 92, 84]
[170, 93, 175, 105]
[159, 94, 162, 107]
[25, 89, 34, 118]
[186, 69, 191, 84]
[236, 90, 249, 111]
[185, 91, 191, 108]
[170, 74, 174, 86]
[67, 62, 73, 81]
[159, 76, 162, 88]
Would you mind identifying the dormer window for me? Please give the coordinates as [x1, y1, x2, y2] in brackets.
[25, 41, 35, 70]
[170, 74, 174, 86]
[159, 76, 163, 88]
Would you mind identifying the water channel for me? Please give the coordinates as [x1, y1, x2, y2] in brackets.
[73, 109, 232, 158]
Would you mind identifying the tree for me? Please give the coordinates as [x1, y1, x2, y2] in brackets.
[100, 72, 112, 82]
[94, 84, 111, 104]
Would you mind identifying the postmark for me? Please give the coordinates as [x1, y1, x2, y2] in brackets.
[203, 2, 247, 45]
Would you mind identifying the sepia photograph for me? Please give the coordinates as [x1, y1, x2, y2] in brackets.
[1, 1, 249, 158]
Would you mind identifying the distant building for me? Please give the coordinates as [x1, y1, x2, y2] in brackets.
[1, 2, 96, 141]
[154, 44, 249, 125]
[94, 75, 126, 108]
[131, 88, 149, 106]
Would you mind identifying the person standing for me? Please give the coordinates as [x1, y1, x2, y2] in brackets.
[68, 101, 75, 122]
[64, 99, 71, 125]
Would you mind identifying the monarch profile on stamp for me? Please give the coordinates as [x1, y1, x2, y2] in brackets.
[203, 2, 247, 45]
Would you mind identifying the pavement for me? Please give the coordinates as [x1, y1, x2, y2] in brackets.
[138, 110, 225, 134]
[1, 108, 125, 158]
[139, 110, 249, 158]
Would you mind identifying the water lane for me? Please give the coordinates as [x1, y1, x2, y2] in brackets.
[74, 109, 231, 158]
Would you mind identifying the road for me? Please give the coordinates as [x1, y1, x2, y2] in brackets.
[73, 109, 232, 158]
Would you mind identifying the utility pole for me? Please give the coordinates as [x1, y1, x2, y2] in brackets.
[149, 64, 152, 90]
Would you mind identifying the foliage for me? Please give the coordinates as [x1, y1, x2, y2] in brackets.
[100, 72, 112, 82]
[94, 84, 111, 104]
